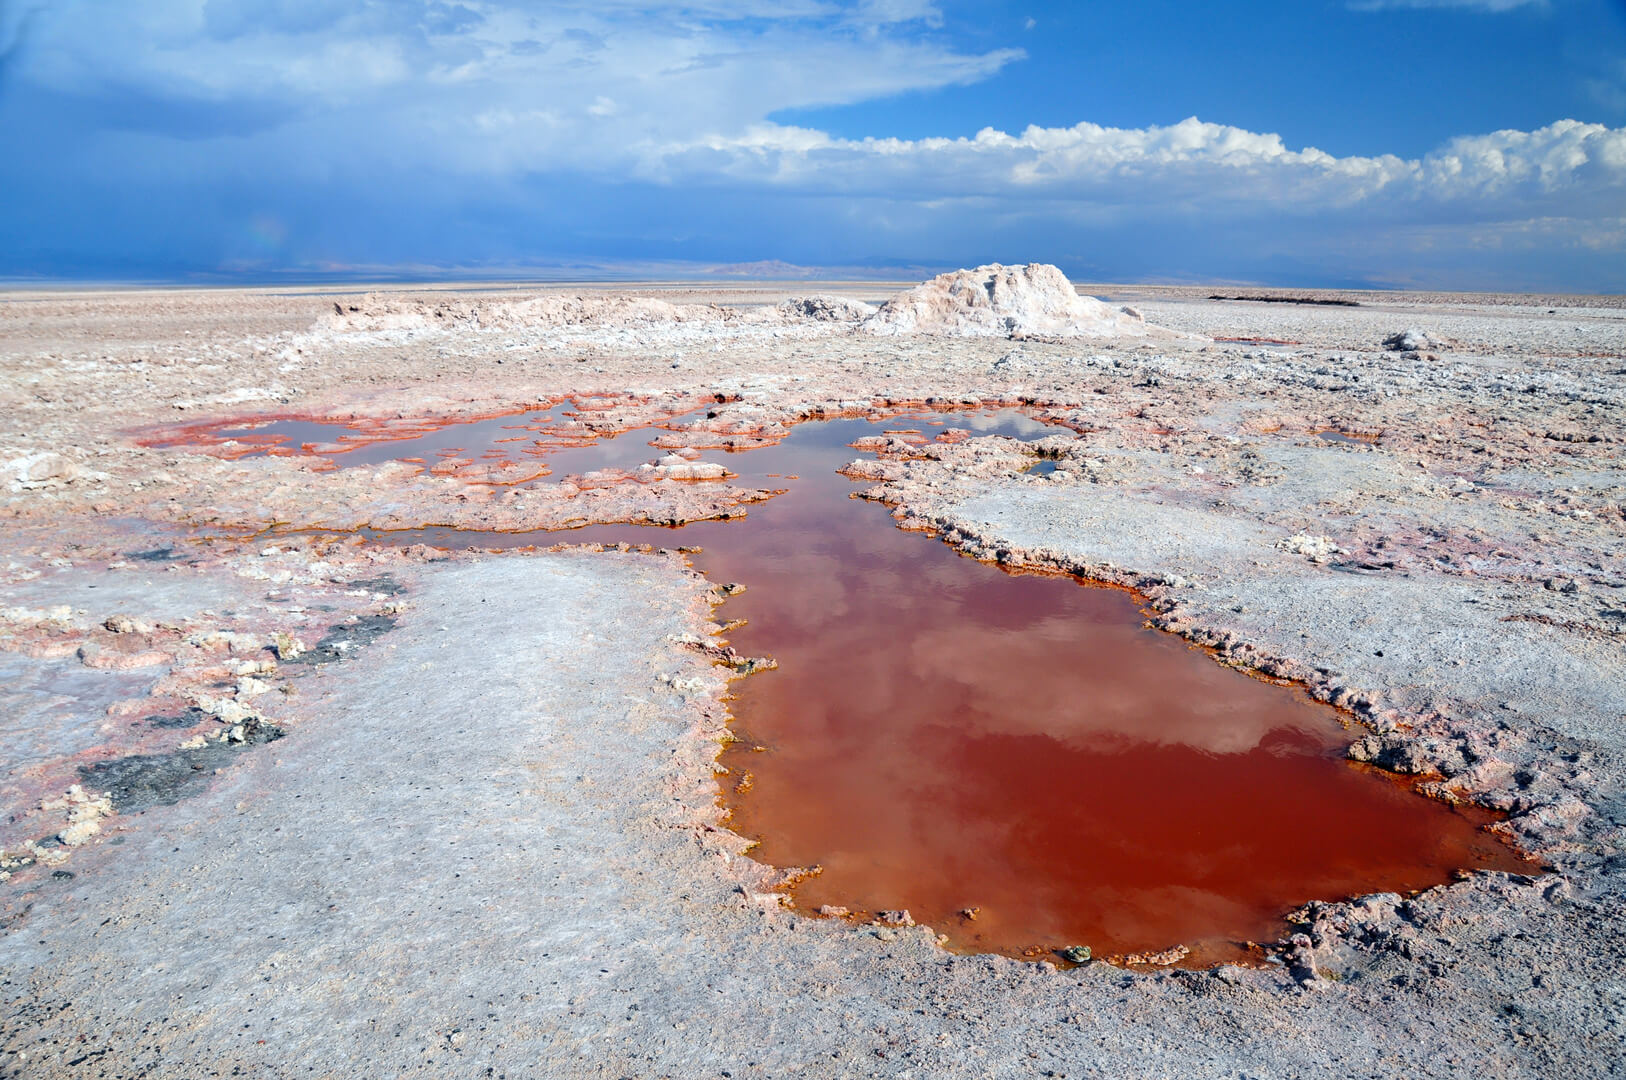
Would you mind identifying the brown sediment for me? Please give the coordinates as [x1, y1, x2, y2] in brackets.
[221, 403, 1538, 968]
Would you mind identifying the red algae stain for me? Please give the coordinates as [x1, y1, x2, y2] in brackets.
[223, 406, 1529, 965]
[137, 397, 707, 483]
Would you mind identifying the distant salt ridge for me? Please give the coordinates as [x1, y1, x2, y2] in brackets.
[318, 291, 874, 333]
[319, 293, 743, 332]
[313, 264, 1192, 341]
[863, 263, 1182, 340]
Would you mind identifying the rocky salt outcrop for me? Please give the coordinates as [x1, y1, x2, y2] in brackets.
[775, 295, 875, 322]
[313, 269, 1190, 341]
[319, 293, 738, 333]
[635, 452, 732, 481]
[313, 270, 1191, 342]
[320, 291, 877, 335]
[1382, 328, 1446, 353]
[863, 263, 1187, 339]
[6, 452, 104, 491]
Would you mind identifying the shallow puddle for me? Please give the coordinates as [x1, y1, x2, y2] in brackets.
[168, 405, 1527, 964]
[142, 400, 705, 483]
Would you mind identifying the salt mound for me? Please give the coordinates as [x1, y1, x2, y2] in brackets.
[1383, 329, 1446, 353]
[775, 295, 875, 322]
[863, 263, 1170, 339]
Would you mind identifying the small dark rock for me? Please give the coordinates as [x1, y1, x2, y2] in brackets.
[347, 575, 406, 596]
[80, 722, 285, 811]
[144, 707, 209, 730]
[127, 547, 183, 563]
[283, 614, 398, 664]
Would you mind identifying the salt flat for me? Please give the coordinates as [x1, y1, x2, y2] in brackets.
[1, 274, 1623, 1077]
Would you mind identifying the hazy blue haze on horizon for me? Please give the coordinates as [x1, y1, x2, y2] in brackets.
[2, 0, 1625, 289]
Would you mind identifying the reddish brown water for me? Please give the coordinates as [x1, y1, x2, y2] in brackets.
[240, 408, 1527, 964]
[142, 400, 705, 482]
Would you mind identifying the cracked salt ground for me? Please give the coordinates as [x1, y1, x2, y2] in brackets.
[329, 406, 1530, 965]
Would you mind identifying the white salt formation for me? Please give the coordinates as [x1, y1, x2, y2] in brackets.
[775, 295, 876, 322]
[1383, 328, 1446, 353]
[863, 262, 1177, 339]
[321, 291, 877, 334]
[317, 269, 1185, 341]
[313, 268, 1189, 344]
[320, 293, 730, 332]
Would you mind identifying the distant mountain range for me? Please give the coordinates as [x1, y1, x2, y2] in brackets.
[706, 260, 820, 278]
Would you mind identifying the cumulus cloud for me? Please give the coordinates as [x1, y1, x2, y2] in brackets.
[12, 0, 1611, 220]
[660, 116, 1626, 227]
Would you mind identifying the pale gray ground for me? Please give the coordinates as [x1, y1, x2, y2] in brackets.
[6, 555, 1614, 1079]
[0, 657, 157, 772]
[946, 483, 1626, 742]
[1, 283, 1623, 1077]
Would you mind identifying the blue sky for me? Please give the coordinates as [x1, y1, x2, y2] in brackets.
[2, 0, 1625, 289]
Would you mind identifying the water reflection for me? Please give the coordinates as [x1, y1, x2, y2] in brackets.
[231, 405, 1526, 962]
[146, 401, 705, 479]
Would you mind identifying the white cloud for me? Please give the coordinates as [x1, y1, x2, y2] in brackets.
[1349, 0, 1547, 11]
[850, 0, 943, 26]
[11, 2, 1620, 231]
[12, 1, 1020, 127]
[10, 1, 1620, 229]
[655, 117, 1626, 226]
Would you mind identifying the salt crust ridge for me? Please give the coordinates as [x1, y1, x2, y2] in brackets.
[317, 264, 1187, 341]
